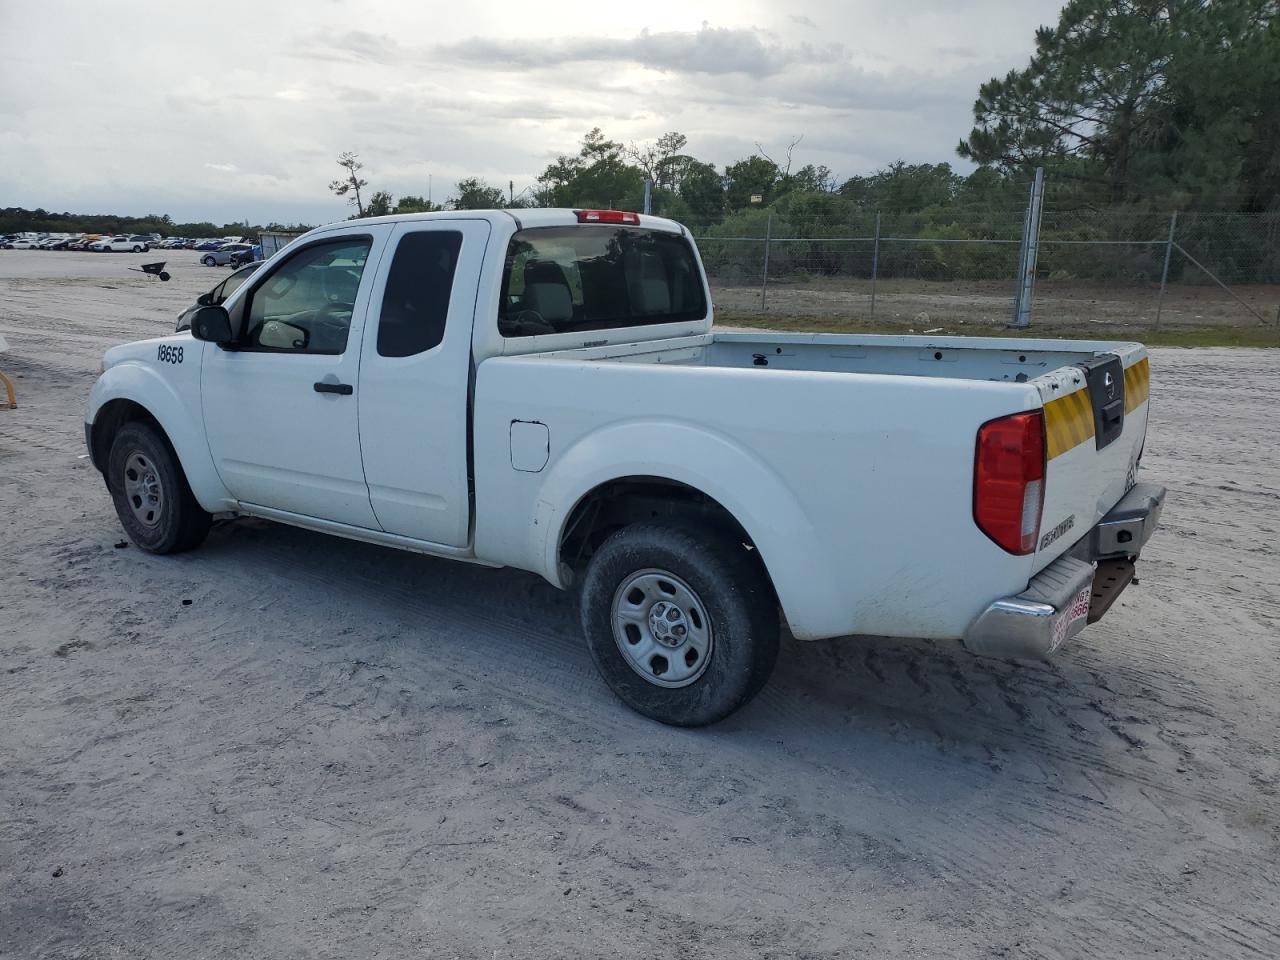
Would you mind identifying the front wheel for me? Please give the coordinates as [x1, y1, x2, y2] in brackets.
[580, 523, 779, 726]
[202, 255, 215, 266]
[107, 421, 211, 554]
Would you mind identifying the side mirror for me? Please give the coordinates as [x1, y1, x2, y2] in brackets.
[196, 292, 213, 306]
[190, 305, 234, 344]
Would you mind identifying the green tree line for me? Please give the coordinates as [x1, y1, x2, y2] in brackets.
[0, 207, 315, 239]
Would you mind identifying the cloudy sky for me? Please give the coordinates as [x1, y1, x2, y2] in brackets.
[0, 0, 1062, 225]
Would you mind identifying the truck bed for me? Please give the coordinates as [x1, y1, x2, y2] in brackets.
[535, 330, 1146, 383]
[474, 330, 1151, 643]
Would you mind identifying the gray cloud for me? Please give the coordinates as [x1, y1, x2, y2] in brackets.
[293, 30, 409, 64]
[438, 25, 845, 77]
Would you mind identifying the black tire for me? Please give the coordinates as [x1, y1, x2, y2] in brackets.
[159, 271, 170, 281]
[202, 255, 215, 266]
[580, 523, 779, 726]
[132, 245, 142, 252]
[107, 421, 211, 554]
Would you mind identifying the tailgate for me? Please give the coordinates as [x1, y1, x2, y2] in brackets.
[1032, 352, 1151, 570]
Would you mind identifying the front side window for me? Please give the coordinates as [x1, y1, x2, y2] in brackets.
[242, 237, 371, 354]
[498, 226, 706, 338]
[377, 230, 462, 357]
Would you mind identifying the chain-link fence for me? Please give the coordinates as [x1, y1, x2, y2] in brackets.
[682, 207, 1280, 332]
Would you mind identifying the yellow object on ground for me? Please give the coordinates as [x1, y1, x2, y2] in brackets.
[0, 331, 14, 407]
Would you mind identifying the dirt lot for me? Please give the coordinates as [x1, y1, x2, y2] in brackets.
[2, 250, 1279, 959]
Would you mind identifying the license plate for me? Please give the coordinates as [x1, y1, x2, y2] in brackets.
[1050, 586, 1093, 652]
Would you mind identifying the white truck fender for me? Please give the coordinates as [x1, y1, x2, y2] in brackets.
[87, 356, 234, 512]
[532, 419, 844, 641]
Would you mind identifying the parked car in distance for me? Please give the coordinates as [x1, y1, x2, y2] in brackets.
[229, 243, 262, 268]
[200, 243, 254, 266]
[127, 235, 153, 250]
[91, 236, 149, 252]
[2, 238, 43, 249]
[175, 261, 265, 332]
[192, 240, 223, 251]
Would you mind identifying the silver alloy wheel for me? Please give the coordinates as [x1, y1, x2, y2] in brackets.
[123, 451, 164, 527]
[611, 569, 714, 688]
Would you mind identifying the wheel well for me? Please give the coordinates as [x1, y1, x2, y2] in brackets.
[90, 399, 161, 474]
[558, 476, 777, 599]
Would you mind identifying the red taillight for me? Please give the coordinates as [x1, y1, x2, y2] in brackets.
[974, 411, 1045, 555]
[575, 209, 640, 225]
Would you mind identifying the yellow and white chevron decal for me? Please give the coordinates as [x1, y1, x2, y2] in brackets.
[1044, 388, 1095, 460]
[1043, 357, 1149, 460]
[1124, 356, 1150, 413]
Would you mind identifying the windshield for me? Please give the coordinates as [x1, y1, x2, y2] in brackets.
[217, 264, 259, 304]
[498, 226, 706, 338]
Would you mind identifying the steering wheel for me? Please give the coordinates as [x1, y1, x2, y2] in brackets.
[506, 309, 557, 336]
[321, 301, 355, 317]
[314, 301, 356, 334]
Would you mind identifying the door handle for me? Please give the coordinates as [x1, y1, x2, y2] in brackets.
[313, 381, 353, 395]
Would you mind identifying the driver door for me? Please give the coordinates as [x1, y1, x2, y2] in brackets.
[201, 228, 392, 527]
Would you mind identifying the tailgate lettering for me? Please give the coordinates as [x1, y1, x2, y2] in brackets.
[1039, 514, 1075, 551]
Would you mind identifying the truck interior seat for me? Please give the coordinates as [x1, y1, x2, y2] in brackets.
[522, 260, 575, 323]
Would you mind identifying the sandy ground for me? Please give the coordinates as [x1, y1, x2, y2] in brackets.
[1, 250, 1279, 959]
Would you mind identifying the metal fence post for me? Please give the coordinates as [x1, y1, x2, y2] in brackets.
[870, 211, 881, 316]
[1155, 210, 1178, 327]
[1010, 167, 1045, 328]
[642, 178, 653, 215]
[760, 212, 773, 312]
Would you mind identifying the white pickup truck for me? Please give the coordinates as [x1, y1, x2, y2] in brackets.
[86, 209, 1164, 725]
[90, 236, 149, 253]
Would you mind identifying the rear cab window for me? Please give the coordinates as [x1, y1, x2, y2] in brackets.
[377, 231, 463, 357]
[498, 226, 706, 338]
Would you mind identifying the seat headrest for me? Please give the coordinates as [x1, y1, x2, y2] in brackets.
[525, 260, 569, 287]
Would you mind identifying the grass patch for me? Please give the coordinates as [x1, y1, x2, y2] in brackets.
[714, 311, 1280, 348]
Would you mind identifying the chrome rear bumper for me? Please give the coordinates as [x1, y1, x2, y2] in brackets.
[1073, 482, 1165, 561]
[963, 482, 1165, 659]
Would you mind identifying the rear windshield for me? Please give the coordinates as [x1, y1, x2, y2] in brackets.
[498, 226, 707, 338]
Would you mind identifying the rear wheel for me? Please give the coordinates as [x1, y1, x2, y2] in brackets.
[132, 245, 142, 252]
[580, 523, 779, 726]
[107, 421, 211, 554]
[202, 255, 215, 266]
